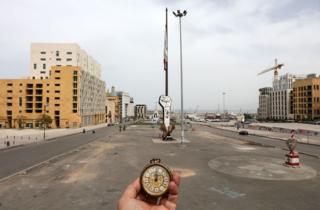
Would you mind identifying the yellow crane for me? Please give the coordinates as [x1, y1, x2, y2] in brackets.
[257, 59, 284, 79]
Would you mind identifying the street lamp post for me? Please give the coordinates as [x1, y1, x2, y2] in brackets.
[173, 9, 187, 144]
[43, 104, 49, 141]
[222, 92, 226, 114]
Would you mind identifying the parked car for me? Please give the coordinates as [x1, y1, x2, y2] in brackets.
[239, 130, 249, 135]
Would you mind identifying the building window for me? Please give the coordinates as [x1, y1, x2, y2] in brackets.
[41, 58, 46, 61]
[67, 52, 72, 55]
[56, 58, 61, 61]
[73, 71, 77, 75]
[55, 97, 60, 100]
[19, 97, 22, 106]
[55, 70, 60, 73]
[40, 51, 46, 54]
[7, 103, 12, 106]
[55, 104, 60, 107]
[7, 97, 12, 100]
[34, 63, 37, 70]
[67, 58, 72, 61]
[56, 51, 59, 56]
[73, 90, 77, 95]
[55, 77, 60, 80]
[55, 90, 60, 93]
[40, 71, 46, 74]
[7, 90, 12, 93]
[43, 63, 46, 69]
[55, 84, 60, 87]
[73, 83, 77, 88]
[7, 83, 13, 86]
[46, 97, 49, 103]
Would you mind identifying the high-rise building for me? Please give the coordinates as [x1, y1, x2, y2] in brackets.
[30, 43, 101, 79]
[116, 91, 134, 121]
[270, 73, 305, 120]
[0, 44, 106, 128]
[257, 87, 272, 120]
[293, 74, 320, 121]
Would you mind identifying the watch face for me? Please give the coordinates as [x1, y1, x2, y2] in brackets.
[141, 164, 171, 197]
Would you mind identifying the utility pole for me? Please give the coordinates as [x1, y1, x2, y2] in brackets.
[173, 9, 187, 144]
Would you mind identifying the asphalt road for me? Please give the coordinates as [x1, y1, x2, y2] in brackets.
[0, 124, 319, 210]
[194, 124, 320, 158]
[0, 125, 118, 180]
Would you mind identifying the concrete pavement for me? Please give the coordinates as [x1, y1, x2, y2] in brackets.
[0, 124, 319, 210]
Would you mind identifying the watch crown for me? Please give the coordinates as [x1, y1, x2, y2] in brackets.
[150, 158, 161, 164]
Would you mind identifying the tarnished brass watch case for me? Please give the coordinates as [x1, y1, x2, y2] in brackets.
[140, 158, 173, 198]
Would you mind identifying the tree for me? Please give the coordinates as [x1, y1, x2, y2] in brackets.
[41, 114, 52, 128]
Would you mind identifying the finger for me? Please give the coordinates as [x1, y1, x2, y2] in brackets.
[161, 198, 177, 210]
[172, 171, 181, 186]
[123, 178, 141, 199]
[167, 182, 179, 203]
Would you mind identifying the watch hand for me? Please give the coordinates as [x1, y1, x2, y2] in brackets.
[155, 168, 158, 182]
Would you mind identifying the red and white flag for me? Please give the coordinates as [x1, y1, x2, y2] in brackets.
[163, 8, 168, 71]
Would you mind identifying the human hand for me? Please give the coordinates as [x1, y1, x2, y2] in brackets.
[118, 171, 180, 210]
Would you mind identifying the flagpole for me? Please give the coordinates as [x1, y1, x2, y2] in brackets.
[165, 8, 168, 96]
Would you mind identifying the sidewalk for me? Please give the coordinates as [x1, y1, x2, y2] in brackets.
[0, 123, 108, 150]
[217, 126, 320, 146]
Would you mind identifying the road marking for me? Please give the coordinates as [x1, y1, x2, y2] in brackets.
[209, 186, 246, 199]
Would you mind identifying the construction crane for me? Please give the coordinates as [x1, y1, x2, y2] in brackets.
[257, 59, 284, 79]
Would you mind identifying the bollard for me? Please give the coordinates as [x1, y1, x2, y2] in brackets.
[284, 130, 300, 167]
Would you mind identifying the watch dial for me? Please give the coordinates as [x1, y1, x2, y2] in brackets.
[141, 165, 171, 196]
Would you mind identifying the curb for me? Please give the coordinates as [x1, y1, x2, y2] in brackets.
[0, 124, 109, 152]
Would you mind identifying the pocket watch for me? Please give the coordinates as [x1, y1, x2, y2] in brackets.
[140, 158, 173, 198]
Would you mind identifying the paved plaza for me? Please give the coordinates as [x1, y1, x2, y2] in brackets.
[0, 124, 319, 210]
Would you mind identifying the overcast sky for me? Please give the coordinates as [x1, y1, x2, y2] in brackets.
[0, 0, 319, 112]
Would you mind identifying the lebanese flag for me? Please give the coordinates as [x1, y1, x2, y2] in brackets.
[163, 8, 168, 71]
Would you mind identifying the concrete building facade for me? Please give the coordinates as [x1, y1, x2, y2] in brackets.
[0, 66, 104, 128]
[270, 74, 304, 120]
[257, 87, 272, 120]
[30, 43, 101, 79]
[116, 91, 134, 121]
[293, 74, 320, 121]
[0, 43, 106, 128]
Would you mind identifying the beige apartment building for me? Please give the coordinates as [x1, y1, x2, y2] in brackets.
[30, 43, 101, 79]
[293, 74, 320, 121]
[0, 66, 105, 128]
[0, 43, 106, 128]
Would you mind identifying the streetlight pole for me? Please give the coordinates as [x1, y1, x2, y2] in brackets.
[43, 104, 48, 140]
[173, 10, 187, 144]
[222, 92, 226, 114]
